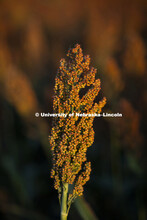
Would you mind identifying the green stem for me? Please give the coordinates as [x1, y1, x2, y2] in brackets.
[61, 183, 68, 220]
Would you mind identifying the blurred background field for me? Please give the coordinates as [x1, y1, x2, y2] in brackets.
[0, 0, 147, 219]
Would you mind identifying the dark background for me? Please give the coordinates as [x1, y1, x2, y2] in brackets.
[0, 0, 147, 219]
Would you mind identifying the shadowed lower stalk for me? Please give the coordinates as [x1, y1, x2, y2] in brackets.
[61, 183, 68, 220]
[49, 44, 106, 219]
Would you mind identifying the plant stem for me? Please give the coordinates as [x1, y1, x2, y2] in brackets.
[61, 183, 68, 220]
